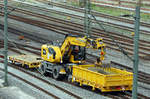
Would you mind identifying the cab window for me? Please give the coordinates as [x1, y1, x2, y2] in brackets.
[43, 49, 46, 55]
[48, 48, 55, 54]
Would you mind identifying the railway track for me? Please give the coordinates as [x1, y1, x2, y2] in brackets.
[7, 2, 150, 36]
[91, 0, 150, 13]
[93, 0, 150, 11]
[0, 68, 60, 99]
[0, 64, 82, 99]
[35, 0, 150, 29]
[0, 5, 150, 60]
[4, 2, 150, 36]
[0, 28, 150, 99]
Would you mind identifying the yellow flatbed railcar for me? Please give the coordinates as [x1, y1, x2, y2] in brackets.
[72, 64, 133, 92]
[8, 55, 42, 68]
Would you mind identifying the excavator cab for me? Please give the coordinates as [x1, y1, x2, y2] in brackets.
[69, 45, 86, 63]
[62, 45, 86, 63]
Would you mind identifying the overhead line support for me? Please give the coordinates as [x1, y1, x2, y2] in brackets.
[3, 0, 8, 86]
[84, 0, 91, 37]
[132, 0, 141, 99]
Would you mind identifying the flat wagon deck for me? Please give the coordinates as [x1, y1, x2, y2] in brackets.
[8, 55, 42, 68]
[72, 64, 133, 92]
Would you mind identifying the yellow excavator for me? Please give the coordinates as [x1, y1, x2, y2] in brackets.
[39, 34, 106, 79]
[8, 33, 133, 92]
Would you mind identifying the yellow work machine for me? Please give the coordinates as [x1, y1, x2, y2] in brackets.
[39, 34, 105, 79]
[39, 34, 133, 92]
[8, 33, 132, 92]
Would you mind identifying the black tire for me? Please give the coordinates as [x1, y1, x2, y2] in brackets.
[39, 63, 46, 75]
[24, 65, 29, 69]
[9, 60, 13, 64]
[52, 66, 61, 80]
[67, 75, 72, 82]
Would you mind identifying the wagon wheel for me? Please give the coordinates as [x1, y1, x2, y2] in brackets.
[9, 60, 13, 64]
[39, 63, 46, 75]
[52, 66, 61, 80]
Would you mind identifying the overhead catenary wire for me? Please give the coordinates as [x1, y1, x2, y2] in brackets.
[0, 0, 26, 14]
[0, 0, 27, 55]
[10, 0, 26, 11]
[83, 0, 133, 62]
[91, 14, 133, 62]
